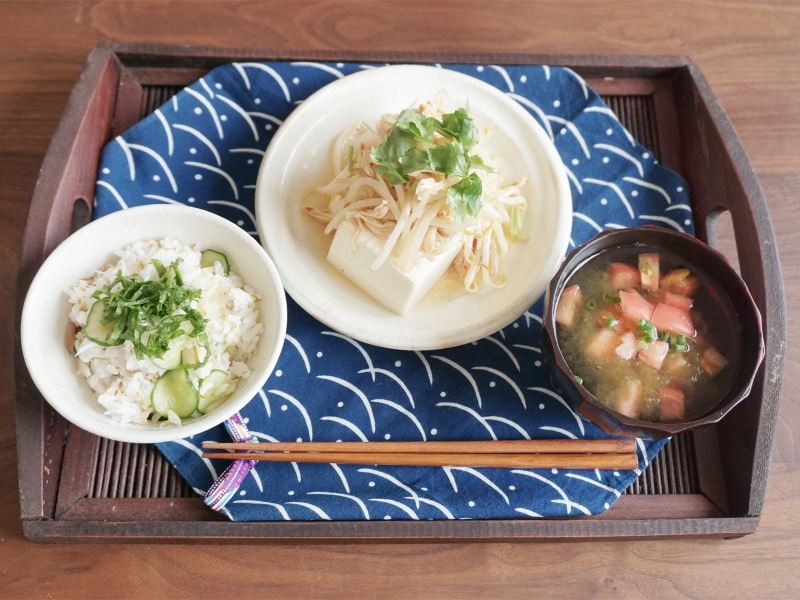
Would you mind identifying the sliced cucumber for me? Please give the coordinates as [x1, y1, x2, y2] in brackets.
[150, 341, 183, 370]
[200, 249, 230, 275]
[84, 299, 118, 345]
[151, 368, 199, 418]
[149, 320, 196, 370]
[181, 340, 209, 368]
[198, 369, 235, 413]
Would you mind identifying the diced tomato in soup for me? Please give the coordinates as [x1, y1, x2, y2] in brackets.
[638, 253, 660, 292]
[658, 290, 694, 312]
[619, 289, 654, 323]
[658, 386, 686, 421]
[555, 247, 738, 423]
[555, 284, 582, 328]
[651, 302, 695, 338]
[608, 262, 640, 289]
[660, 268, 699, 297]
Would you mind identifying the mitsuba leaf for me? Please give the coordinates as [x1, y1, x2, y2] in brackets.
[440, 108, 478, 151]
[398, 148, 433, 176]
[447, 173, 483, 223]
[371, 126, 418, 185]
[468, 153, 491, 172]
[394, 109, 430, 138]
[371, 105, 485, 217]
[428, 142, 469, 177]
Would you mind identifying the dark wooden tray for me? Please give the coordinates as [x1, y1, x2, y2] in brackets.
[13, 43, 786, 543]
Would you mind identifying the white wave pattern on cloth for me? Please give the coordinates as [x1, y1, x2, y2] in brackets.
[92, 61, 694, 521]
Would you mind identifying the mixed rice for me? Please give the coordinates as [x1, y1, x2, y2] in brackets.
[66, 238, 262, 425]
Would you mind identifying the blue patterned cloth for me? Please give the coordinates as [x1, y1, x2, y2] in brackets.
[93, 62, 692, 521]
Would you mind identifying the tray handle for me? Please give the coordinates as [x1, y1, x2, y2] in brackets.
[677, 64, 786, 518]
[14, 46, 122, 521]
[19, 47, 122, 272]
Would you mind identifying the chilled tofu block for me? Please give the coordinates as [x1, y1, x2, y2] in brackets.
[327, 220, 461, 315]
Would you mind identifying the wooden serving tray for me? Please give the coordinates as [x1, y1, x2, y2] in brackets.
[13, 43, 786, 542]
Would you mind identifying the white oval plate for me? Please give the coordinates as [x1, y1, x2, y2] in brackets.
[255, 65, 571, 350]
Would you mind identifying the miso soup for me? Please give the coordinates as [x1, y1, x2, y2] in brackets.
[555, 246, 741, 422]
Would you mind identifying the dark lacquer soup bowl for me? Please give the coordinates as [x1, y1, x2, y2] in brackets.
[541, 226, 764, 439]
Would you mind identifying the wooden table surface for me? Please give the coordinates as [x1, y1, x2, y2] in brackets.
[2, 1, 798, 597]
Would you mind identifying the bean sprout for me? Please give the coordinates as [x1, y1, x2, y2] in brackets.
[303, 97, 528, 293]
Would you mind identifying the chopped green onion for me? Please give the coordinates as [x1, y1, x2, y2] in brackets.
[672, 334, 689, 353]
[586, 299, 598, 310]
[604, 317, 618, 329]
[659, 331, 694, 354]
[602, 293, 621, 304]
[636, 318, 657, 344]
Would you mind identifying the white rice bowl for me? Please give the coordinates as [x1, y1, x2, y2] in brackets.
[21, 205, 287, 444]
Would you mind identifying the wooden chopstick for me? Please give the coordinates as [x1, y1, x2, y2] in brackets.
[201, 451, 637, 470]
[201, 439, 638, 470]
[202, 439, 636, 454]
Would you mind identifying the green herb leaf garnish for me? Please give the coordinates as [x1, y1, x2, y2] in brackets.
[370, 106, 489, 223]
[447, 172, 483, 222]
[90, 259, 208, 361]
